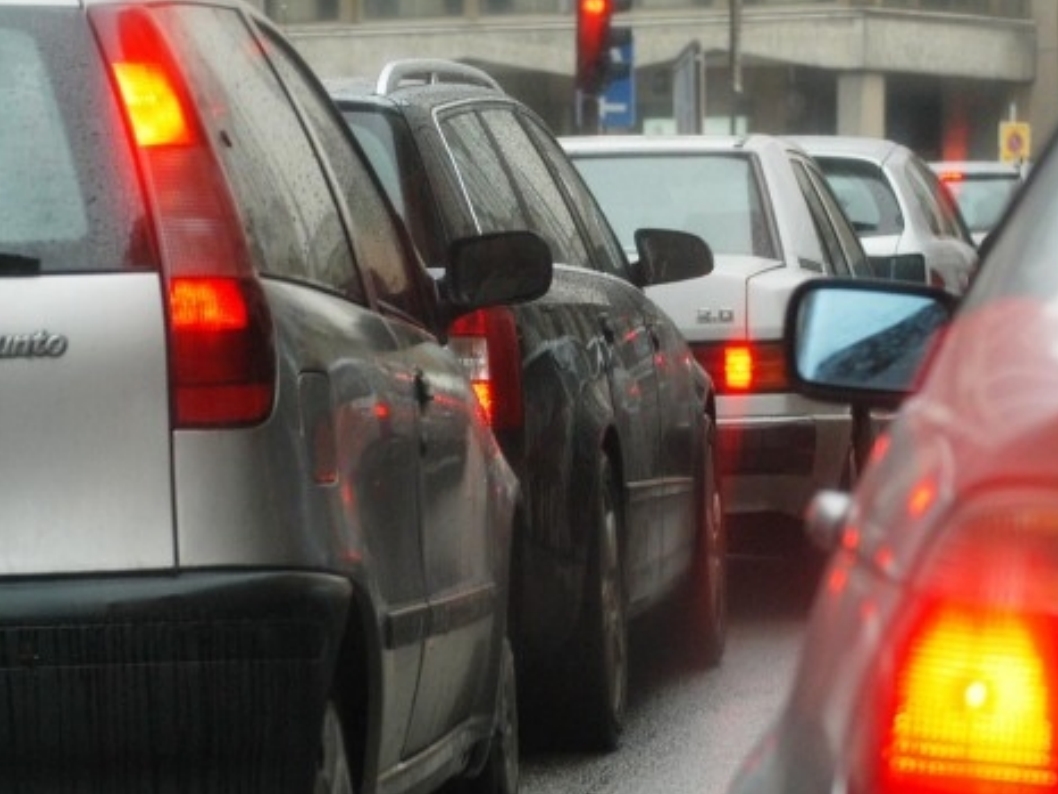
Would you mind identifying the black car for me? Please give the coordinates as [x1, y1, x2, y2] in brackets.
[329, 59, 727, 751]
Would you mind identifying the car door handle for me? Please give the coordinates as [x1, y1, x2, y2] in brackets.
[414, 369, 433, 407]
[598, 313, 616, 344]
[645, 321, 661, 351]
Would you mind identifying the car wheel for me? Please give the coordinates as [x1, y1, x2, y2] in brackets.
[462, 638, 519, 794]
[315, 700, 354, 794]
[574, 454, 627, 752]
[687, 416, 727, 667]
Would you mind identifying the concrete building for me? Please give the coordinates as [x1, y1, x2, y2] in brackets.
[273, 0, 1055, 162]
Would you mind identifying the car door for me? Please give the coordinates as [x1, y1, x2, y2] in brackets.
[263, 36, 501, 758]
[528, 123, 704, 599]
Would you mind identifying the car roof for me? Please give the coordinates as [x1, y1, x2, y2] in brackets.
[325, 59, 512, 114]
[787, 135, 904, 162]
[560, 133, 803, 159]
[930, 160, 1024, 177]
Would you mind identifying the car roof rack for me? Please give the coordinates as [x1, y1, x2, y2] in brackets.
[376, 59, 502, 95]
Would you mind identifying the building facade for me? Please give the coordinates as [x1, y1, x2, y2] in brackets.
[272, 0, 1054, 161]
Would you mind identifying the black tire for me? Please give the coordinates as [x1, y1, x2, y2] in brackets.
[685, 416, 727, 667]
[462, 638, 519, 794]
[572, 454, 627, 752]
[315, 700, 355, 794]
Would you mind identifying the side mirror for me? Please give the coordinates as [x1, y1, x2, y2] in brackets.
[784, 279, 957, 409]
[632, 228, 713, 288]
[443, 231, 553, 311]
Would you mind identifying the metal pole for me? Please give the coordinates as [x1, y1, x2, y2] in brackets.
[729, 0, 742, 135]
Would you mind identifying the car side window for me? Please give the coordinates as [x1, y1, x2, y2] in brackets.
[802, 159, 873, 278]
[158, 5, 356, 296]
[791, 159, 845, 275]
[441, 112, 530, 233]
[520, 115, 630, 279]
[909, 158, 973, 244]
[477, 109, 591, 270]
[258, 28, 431, 323]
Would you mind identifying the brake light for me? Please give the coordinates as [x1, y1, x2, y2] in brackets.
[883, 605, 1055, 792]
[693, 342, 788, 394]
[874, 493, 1058, 794]
[938, 171, 965, 184]
[91, 6, 275, 427]
[448, 308, 523, 431]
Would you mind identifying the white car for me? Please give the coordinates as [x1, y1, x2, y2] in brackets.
[793, 136, 979, 294]
[562, 134, 874, 527]
[931, 159, 1027, 246]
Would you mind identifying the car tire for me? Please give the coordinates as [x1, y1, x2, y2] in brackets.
[572, 453, 627, 752]
[684, 415, 727, 667]
[461, 637, 519, 794]
[315, 700, 355, 794]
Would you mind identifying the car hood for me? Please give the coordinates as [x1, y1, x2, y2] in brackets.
[643, 254, 816, 342]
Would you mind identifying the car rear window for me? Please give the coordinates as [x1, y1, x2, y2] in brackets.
[814, 156, 904, 237]
[571, 152, 777, 259]
[0, 9, 151, 274]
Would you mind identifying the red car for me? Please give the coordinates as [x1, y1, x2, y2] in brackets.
[730, 130, 1058, 794]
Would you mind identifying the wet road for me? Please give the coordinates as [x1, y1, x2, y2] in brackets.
[521, 525, 823, 794]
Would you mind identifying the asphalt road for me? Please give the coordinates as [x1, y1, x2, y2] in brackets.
[521, 523, 823, 794]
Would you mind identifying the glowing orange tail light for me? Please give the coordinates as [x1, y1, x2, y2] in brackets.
[91, 6, 275, 427]
[874, 494, 1058, 794]
[448, 308, 523, 431]
[883, 606, 1057, 792]
[693, 342, 788, 394]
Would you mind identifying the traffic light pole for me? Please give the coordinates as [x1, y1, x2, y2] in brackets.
[577, 89, 601, 135]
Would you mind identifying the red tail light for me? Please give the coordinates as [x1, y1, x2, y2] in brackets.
[91, 6, 275, 427]
[693, 342, 788, 394]
[448, 308, 523, 431]
[874, 493, 1058, 794]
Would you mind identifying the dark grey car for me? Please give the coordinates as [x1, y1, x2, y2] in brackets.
[329, 60, 726, 752]
[2, 5, 549, 792]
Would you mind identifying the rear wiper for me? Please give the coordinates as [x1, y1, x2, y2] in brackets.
[0, 253, 41, 275]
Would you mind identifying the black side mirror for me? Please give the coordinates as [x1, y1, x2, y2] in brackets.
[632, 228, 713, 288]
[444, 231, 553, 310]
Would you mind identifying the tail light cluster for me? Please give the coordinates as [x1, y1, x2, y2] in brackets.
[91, 6, 275, 427]
[447, 308, 523, 431]
[692, 341, 788, 394]
[872, 492, 1058, 794]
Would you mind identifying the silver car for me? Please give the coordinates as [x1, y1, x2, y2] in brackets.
[793, 135, 980, 294]
[1, 1, 549, 790]
[563, 134, 874, 529]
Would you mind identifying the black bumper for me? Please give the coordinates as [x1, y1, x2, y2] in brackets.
[0, 571, 350, 793]
[718, 420, 816, 476]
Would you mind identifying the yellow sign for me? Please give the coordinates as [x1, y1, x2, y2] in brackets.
[999, 121, 1031, 163]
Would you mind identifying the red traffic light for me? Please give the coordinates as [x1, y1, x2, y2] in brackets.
[577, 0, 632, 95]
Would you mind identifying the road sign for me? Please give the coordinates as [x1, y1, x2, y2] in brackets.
[999, 121, 1031, 163]
[600, 36, 635, 130]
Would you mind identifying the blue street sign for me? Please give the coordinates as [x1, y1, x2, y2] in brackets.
[601, 36, 635, 130]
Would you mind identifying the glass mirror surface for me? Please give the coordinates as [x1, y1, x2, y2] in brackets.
[793, 287, 950, 394]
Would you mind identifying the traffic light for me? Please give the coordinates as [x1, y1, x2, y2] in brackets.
[575, 0, 632, 96]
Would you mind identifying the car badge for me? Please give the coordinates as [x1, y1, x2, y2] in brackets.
[696, 308, 735, 325]
[0, 331, 69, 359]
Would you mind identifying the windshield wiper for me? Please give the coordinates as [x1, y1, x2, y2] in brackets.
[0, 253, 41, 275]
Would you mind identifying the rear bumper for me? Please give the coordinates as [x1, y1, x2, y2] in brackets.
[718, 407, 852, 520]
[0, 571, 350, 792]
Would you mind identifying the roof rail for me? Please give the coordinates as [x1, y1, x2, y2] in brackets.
[376, 59, 502, 95]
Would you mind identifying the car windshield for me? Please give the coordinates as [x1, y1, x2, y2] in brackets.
[571, 152, 777, 259]
[941, 173, 1021, 232]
